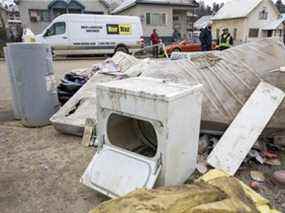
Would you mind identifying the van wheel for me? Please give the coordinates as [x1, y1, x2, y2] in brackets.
[115, 46, 129, 54]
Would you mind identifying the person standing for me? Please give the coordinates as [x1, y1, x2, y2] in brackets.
[172, 29, 181, 42]
[150, 29, 159, 58]
[217, 28, 233, 50]
[199, 24, 212, 51]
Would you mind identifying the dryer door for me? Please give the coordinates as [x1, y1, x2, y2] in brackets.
[81, 144, 161, 198]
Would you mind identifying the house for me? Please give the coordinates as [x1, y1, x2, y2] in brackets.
[193, 15, 212, 30]
[17, 0, 109, 34]
[111, 0, 199, 44]
[0, 2, 21, 42]
[212, 0, 284, 44]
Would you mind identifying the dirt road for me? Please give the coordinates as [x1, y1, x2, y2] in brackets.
[0, 60, 108, 213]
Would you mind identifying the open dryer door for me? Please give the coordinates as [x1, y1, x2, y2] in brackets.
[81, 144, 161, 198]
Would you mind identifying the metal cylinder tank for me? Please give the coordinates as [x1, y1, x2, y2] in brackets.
[6, 43, 59, 127]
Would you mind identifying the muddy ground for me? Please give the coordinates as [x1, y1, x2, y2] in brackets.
[0, 59, 285, 213]
[0, 60, 109, 213]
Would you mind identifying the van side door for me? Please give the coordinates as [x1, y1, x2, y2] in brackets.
[42, 22, 70, 49]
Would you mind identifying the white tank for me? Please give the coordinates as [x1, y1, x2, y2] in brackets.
[5, 43, 59, 127]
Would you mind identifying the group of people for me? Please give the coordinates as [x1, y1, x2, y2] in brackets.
[150, 28, 182, 58]
[199, 24, 234, 51]
[149, 24, 234, 58]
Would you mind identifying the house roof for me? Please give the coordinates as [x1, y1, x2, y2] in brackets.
[111, 0, 199, 14]
[194, 15, 213, 29]
[212, 0, 263, 20]
[48, 0, 85, 9]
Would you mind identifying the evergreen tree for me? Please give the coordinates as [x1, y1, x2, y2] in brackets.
[275, 0, 285, 13]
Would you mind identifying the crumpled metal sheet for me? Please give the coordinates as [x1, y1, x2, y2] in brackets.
[142, 39, 285, 129]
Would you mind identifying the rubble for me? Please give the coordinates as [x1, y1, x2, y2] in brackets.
[50, 52, 139, 136]
[207, 82, 285, 175]
[50, 39, 285, 136]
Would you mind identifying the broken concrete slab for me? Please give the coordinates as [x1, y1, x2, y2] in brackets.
[207, 82, 285, 175]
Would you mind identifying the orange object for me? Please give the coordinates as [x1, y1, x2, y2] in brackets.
[165, 40, 216, 55]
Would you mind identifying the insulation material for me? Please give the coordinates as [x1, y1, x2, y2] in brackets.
[89, 170, 279, 213]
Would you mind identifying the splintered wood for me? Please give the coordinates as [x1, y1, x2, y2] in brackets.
[207, 82, 285, 175]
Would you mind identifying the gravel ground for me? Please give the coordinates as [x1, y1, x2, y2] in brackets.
[0, 59, 109, 213]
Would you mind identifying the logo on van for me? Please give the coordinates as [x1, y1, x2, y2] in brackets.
[106, 24, 132, 35]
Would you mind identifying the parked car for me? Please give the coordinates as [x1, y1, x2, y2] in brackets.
[36, 14, 144, 56]
[165, 40, 216, 56]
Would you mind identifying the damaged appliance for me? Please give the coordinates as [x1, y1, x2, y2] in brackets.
[81, 77, 203, 198]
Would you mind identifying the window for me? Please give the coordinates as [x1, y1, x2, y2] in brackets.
[41, 10, 50, 22]
[233, 28, 237, 40]
[29, 9, 50, 22]
[259, 7, 268, 20]
[173, 16, 179, 21]
[44, 22, 66, 37]
[145, 12, 167, 25]
[84, 11, 104, 14]
[249, 28, 259, 38]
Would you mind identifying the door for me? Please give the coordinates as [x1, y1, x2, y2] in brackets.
[42, 22, 70, 49]
[81, 144, 161, 198]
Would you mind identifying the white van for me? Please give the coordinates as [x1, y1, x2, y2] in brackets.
[36, 14, 144, 56]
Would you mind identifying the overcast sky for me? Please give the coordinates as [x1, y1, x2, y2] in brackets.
[204, 0, 279, 6]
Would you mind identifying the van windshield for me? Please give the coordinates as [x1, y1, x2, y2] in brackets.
[45, 22, 66, 37]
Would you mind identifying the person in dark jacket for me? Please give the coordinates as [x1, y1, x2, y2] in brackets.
[199, 24, 212, 51]
[172, 29, 181, 42]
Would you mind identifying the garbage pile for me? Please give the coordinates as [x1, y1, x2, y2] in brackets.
[50, 52, 139, 135]
[50, 39, 285, 136]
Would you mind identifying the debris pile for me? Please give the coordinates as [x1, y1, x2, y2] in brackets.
[47, 40, 285, 211]
[51, 39, 285, 136]
[50, 52, 139, 135]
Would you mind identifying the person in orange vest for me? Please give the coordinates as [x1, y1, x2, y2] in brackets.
[150, 29, 160, 58]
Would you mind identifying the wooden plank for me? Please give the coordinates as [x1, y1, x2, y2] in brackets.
[82, 118, 96, 147]
[207, 82, 285, 175]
